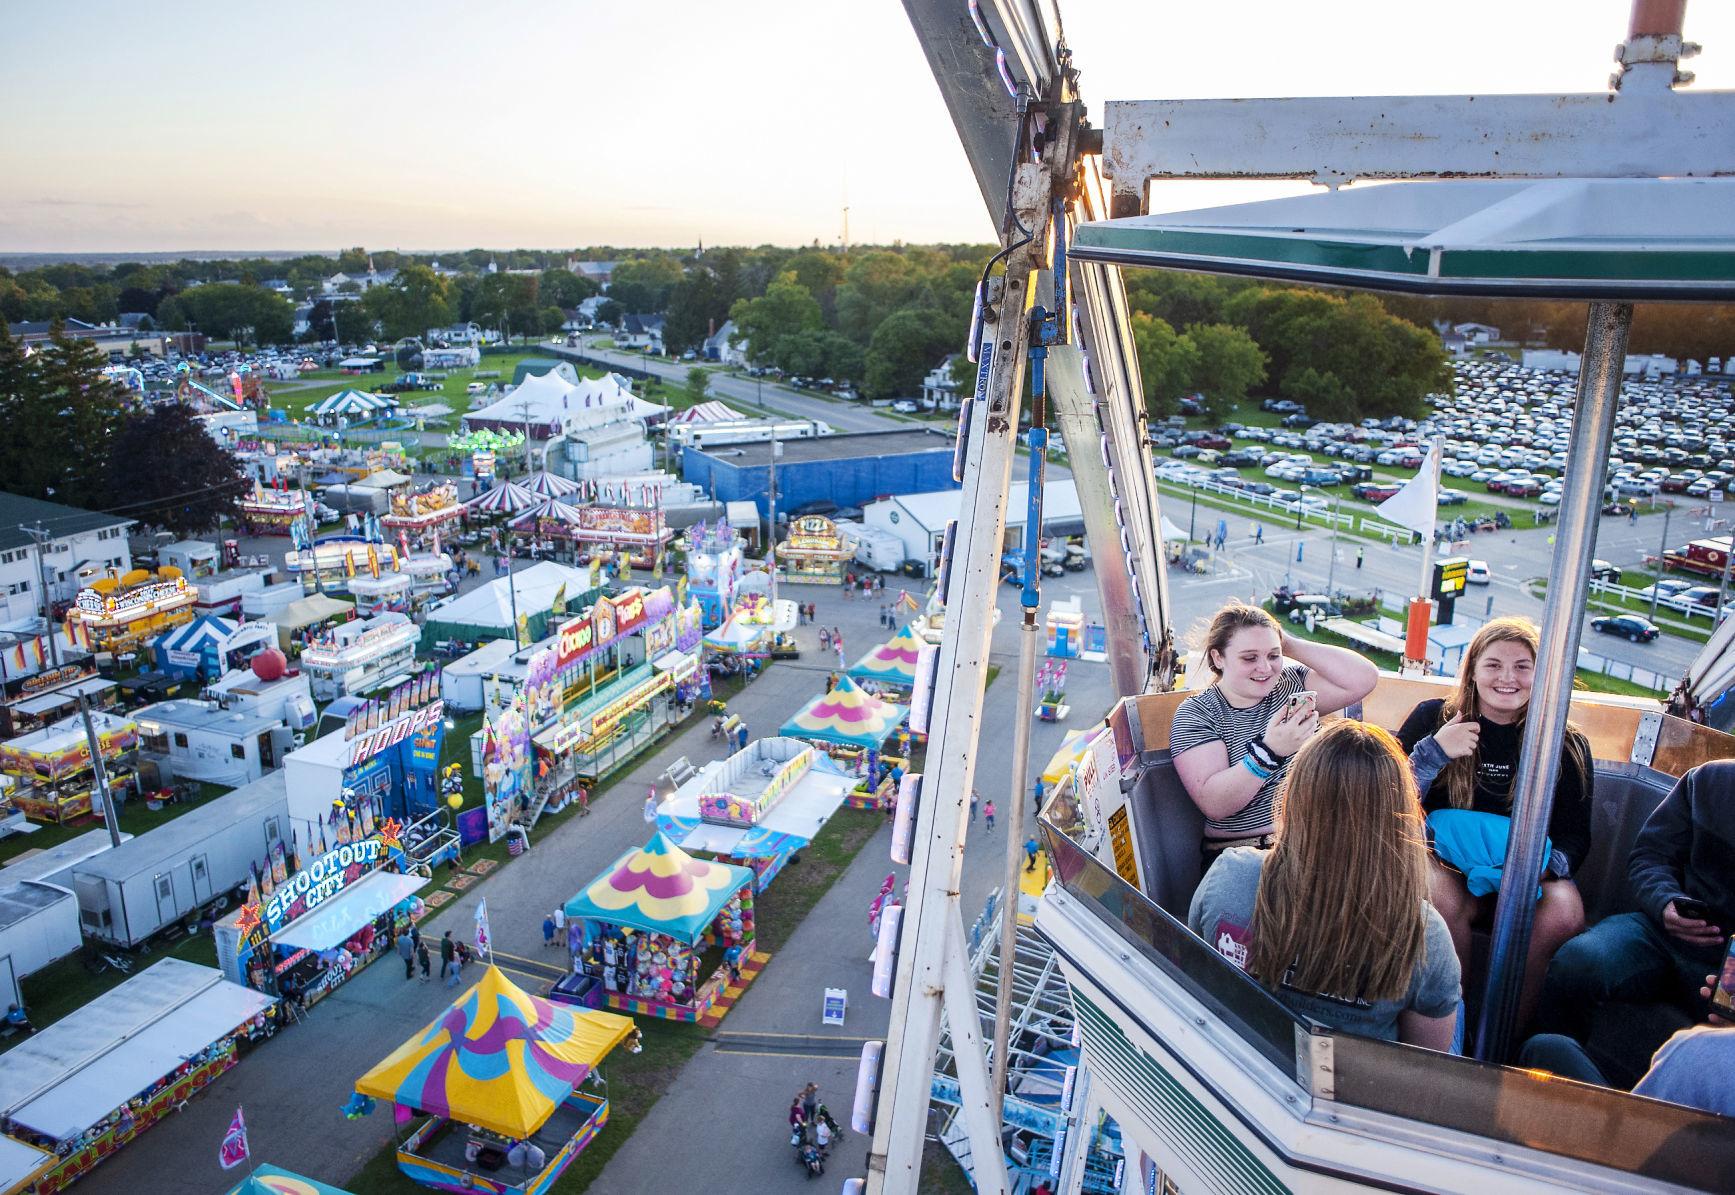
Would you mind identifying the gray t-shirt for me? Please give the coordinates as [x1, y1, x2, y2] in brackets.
[1186, 848, 1461, 1042]
[1169, 663, 1308, 837]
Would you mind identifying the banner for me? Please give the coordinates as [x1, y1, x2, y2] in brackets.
[475, 898, 491, 956]
[219, 1106, 249, 1170]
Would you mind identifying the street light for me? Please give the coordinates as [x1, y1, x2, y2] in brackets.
[1295, 484, 1308, 531]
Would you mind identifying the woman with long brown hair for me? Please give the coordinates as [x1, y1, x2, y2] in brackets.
[1187, 720, 1460, 1047]
[1171, 602, 1378, 860]
[1396, 616, 1592, 1030]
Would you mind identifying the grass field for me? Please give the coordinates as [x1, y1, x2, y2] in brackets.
[263, 348, 613, 424]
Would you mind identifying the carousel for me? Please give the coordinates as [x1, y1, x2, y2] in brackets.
[353, 965, 638, 1195]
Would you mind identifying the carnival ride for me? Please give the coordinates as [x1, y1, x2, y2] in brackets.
[860, 2, 1735, 1193]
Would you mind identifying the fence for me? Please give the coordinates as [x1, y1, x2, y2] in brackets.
[1155, 474, 1354, 529]
[1588, 577, 1728, 623]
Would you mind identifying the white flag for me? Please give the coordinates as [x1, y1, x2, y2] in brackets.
[1376, 441, 1439, 538]
[474, 898, 491, 956]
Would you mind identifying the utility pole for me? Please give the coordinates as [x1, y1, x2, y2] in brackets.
[21, 522, 62, 668]
[1649, 501, 1673, 623]
[79, 693, 122, 848]
[1327, 495, 1342, 596]
[767, 430, 780, 607]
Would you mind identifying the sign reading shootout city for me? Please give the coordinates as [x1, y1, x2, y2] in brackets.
[263, 838, 383, 932]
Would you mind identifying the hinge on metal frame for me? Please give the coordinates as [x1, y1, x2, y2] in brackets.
[1631, 709, 1662, 767]
[1296, 1028, 1334, 1102]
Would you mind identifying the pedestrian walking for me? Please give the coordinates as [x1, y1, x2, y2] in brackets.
[576, 785, 590, 815]
[542, 914, 557, 948]
[1356, 546, 1365, 569]
[788, 1096, 806, 1143]
[970, 790, 979, 822]
[1254, 523, 1264, 545]
[801, 1082, 820, 1127]
[644, 791, 657, 823]
[410, 922, 422, 952]
[553, 905, 566, 940]
[1630, 506, 1640, 525]
[417, 939, 432, 981]
[397, 930, 415, 979]
[439, 930, 455, 980]
[724, 941, 743, 983]
[984, 800, 997, 830]
[446, 941, 466, 988]
[819, 627, 831, 650]
[1024, 836, 1041, 871]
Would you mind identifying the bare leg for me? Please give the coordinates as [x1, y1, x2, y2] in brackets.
[1428, 861, 1476, 976]
[1521, 878, 1586, 1032]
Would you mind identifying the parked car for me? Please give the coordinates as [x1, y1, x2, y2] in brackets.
[1351, 482, 1401, 502]
[1590, 614, 1660, 642]
[1467, 560, 1491, 585]
[1436, 488, 1469, 506]
[890, 399, 919, 414]
[1590, 560, 1623, 583]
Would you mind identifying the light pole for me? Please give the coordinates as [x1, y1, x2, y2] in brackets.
[1188, 484, 1198, 542]
[1295, 484, 1308, 531]
[767, 430, 781, 607]
[1648, 501, 1673, 624]
[21, 522, 62, 668]
[1326, 495, 1341, 596]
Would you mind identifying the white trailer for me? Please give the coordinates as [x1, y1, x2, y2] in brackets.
[60, 772, 290, 948]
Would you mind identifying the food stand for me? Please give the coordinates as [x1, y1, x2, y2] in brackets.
[0, 959, 275, 1194]
[347, 570, 413, 615]
[65, 569, 197, 657]
[354, 966, 637, 1195]
[382, 481, 464, 549]
[776, 514, 855, 584]
[778, 676, 908, 810]
[299, 612, 421, 700]
[287, 536, 401, 595]
[238, 483, 309, 535]
[845, 623, 924, 690]
[655, 737, 852, 890]
[0, 712, 137, 824]
[0, 672, 114, 739]
[559, 833, 756, 1024]
[679, 520, 744, 627]
[560, 503, 672, 572]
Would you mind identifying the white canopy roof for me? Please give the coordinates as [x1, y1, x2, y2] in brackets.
[426, 560, 591, 630]
[272, 869, 427, 952]
[0, 959, 274, 1142]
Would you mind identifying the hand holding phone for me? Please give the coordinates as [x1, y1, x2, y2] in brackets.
[1664, 899, 1725, 948]
[1708, 938, 1735, 1020]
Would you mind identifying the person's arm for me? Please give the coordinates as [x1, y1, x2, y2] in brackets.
[1628, 771, 1696, 925]
[1172, 741, 1269, 823]
[1398, 1010, 1458, 1052]
[1279, 632, 1377, 714]
[1408, 734, 1451, 796]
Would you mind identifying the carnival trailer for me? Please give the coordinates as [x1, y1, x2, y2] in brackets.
[60, 771, 290, 948]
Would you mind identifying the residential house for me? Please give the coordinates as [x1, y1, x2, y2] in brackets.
[0, 493, 134, 628]
[618, 314, 666, 354]
[1452, 321, 1501, 344]
[921, 354, 962, 411]
[567, 260, 619, 288]
[703, 320, 746, 366]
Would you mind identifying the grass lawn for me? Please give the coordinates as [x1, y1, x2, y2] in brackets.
[264, 348, 610, 424]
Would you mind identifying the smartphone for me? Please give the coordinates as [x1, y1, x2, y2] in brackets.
[1285, 691, 1318, 714]
[1675, 898, 1713, 923]
[1711, 936, 1735, 1018]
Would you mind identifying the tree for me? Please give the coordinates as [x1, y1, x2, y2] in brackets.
[597, 299, 624, 326]
[863, 307, 963, 398]
[664, 269, 729, 355]
[361, 265, 455, 342]
[1130, 314, 1200, 417]
[1186, 323, 1267, 416]
[474, 275, 541, 344]
[164, 283, 294, 346]
[104, 404, 246, 536]
[729, 274, 823, 364]
[538, 269, 598, 309]
[836, 251, 923, 344]
[685, 367, 710, 406]
[1123, 272, 1233, 329]
[0, 322, 128, 510]
[608, 257, 684, 314]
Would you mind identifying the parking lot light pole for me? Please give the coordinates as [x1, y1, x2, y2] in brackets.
[1327, 495, 1341, 595]
[1295, 484, 1308, 531]
[1649, 502, 1672, 624]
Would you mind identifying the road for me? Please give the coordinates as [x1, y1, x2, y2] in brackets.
[553, 337, 901, 433]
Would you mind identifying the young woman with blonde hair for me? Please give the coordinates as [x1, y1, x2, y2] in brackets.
[1188, 720, 1461, 1047]
[1171, 602, 1378, 861]
[1397, 616, 1593, 1030]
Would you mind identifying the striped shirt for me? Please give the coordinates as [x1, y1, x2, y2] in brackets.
[1169, 663, 1309, 838]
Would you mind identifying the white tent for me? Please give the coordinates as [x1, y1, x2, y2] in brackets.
[309, 389, 396, 419]
[423, 561, 592, 634]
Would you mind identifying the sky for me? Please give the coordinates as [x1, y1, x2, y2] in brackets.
[2, 0, 1731, 253]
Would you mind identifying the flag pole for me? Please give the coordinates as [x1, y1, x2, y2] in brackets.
[1405, 434, 1445, 675]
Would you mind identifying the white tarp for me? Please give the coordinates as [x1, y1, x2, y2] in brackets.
[271, 870, 428, 952]
[0, 1134, 53, 1191]
[0, 958, 274, 1142]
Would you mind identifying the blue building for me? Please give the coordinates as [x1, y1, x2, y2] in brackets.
[681, 428, 959, 522]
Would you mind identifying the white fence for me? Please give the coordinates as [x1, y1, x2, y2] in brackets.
[1156, 474, 1355, 529]
[1588, 577, 1729, 623]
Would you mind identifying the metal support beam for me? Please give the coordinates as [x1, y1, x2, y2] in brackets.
[1476, 301, 1631, 1062]
[1101, 89, 1735, 214]
[864, 162, 1051, 1195]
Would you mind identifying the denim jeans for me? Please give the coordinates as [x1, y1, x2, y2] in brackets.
[1518, 1034, 1610, 1086]
[1536, 911, 1720, 1040]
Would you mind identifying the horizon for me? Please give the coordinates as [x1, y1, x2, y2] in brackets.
[3, 1, 1731, 254]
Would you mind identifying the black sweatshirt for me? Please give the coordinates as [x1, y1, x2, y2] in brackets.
[1397, 698, 1593, 876]
[1629, 759, 1735, 933]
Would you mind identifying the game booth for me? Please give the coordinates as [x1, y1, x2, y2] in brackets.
[353, 965, 638, 1195]
[778, 676, 909, 810]
[65, 569, 198, 659]
[286, 534, 402, 596]
[0, 711, 137, 824]
[845, 623, 924, 691]
[0, 959, 276, 1195]
[0, 671, 115, 739]
[213, 819, 430, 1010]
[563, 499, 674, 574]
[153, 616, 277, 684]
[519, 470, 579, 499]
[238, 483, 309, 536]
[299, 611, 421, 700]
[679, 520, 744, 627]
[382, 481, 465, 549]
[775, 514, 855, 584]
[557, 833, 756, 1024]
[654, 737, 852, 891]
[699, 594, 781, 669]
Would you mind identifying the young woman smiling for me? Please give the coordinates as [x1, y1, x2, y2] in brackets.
[1397, 616, 1593, 1031]
[1171, 603, 1379, 861]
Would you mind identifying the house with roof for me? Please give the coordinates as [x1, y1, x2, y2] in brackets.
[703, 320, 746, 366]
[0, 493, 134, 629]
[1452, 322, 1501, 344]
[567, 260, 619, 288]
[7, 319, 172, 357]
[618, 314, 666, 354]
[921, 354, 962, 411]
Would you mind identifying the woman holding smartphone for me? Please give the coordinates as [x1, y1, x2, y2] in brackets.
[1397, 616, 1593, 1030]
[1171, 603, 1379, 862]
